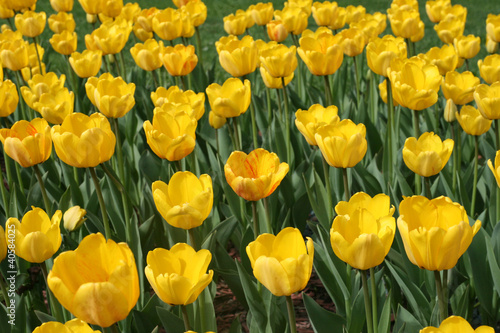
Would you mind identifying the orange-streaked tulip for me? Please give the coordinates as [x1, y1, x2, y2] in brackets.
[474, 82, 500, 120]
[398, 195, 480, 271]
[297, 30, 343, 76]
[50, 30, 78, 55]
[424, 44, 458, 75]
[0, 80, 19, 117]
[402, 132, 454, 177]
[420, 315, 494, 333]
[145, 243, 213, 305]
[63, 206, 87, 231]
[274, 6, 308, 35]
[266, 20, 288, 42]
[366, 35, 407, 77]
[161, 44, 198, 77]
[478, 54, 500, 84]
[51, 113, 116, 168]
[151, 86, 205, 120]
[206, 78, 251, 118]
[69, 49, 102, 78]
[48, 233, 140, 327]
[246, 227, 313, 296]
[130, 38, 163, 71]
[15, 11, 46, 38]
[5, 207, 62, 263]
[453, 35, 480, 60]
[441, 71, 480, 105]
[50, 0, 74, 12]
[48, 12, 75, 33]
[295, 104, 340, 145]
[216, 35, 258, 77]
[456, 105, 491, 136]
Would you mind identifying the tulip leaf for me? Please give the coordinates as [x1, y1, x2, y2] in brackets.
[34, 310, 55, 324]
[150, 327, 158, 333]
[133, 295, 163, 332]
[393, 304, 423, 333]
[10, 295, 26, 333]
[347, 288, 366, 333]
[8, 186, 18, 219]
[229, 316, 243, 333]
[485, 234, 500, 299]
[156, 306, 185, 333]
[378, 291, 392, 333]
[450, 283, 471, 319]
[303, 293, 345, 333]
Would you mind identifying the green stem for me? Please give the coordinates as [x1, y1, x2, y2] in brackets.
[451, 122, 457, 195]
[14, 163, 24, 196]
[174, 160, 182, 173]
[14, 71, 29, 120]
[188, 228, 197, 250]
[181, 305, 191, 331]
[465, 59, 469, 72]
[471, 136, 479, 217]
[252, 201, 259, 239]
[33, 164, 51, 216]
[32, 37, 43, 74]
[3, 150, 13, 192]
[263, 197, 272, 233]
[424, 177, 432, 199]
[496, 119, 500, 225]
[370, 267, 378, 333]
[215, 129, 220, 157]
[118, 51, 126, 80]
[112, 118, 125, 184]
[179, 75, 187, 90]
[342, 168, 350, 200]
[40, 261, 63, 322]
[323, 75, 333, 106]
[195, 27, 204, 71]
[276, 88, 283, 119]
[89, 167, 112, 240]
[282, 77, 291, 164]
[0, 272, 10, 308]
[322, 156, 333, 220]
[232, 117, 242, 151]
[413, 110, 422, 195]
[151, 69, 159, 90]
[387, 78, 394, 185]
[266, 87, 272, 124]
[353, 55, 361, 107]
[0, 162, 9, 216]
[109, 324, 120, 333]
[245, 75, 259, 149]
[434, 270, 447, 323]
[361, 270, 374, 333]
[285, 295, 297, 333]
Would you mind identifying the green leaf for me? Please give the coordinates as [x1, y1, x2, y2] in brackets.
[235, 260, 268, 328]
[394, 304, 423, 333]
[303, 293, 345, 333]
[156, 306, 185, 333]
[378, 292, 392, 333]
[34, 310, 55, 324]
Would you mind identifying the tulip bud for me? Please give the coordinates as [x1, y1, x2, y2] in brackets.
[486, 35, 499, 54]
[209, 111, 226, 129]
[86, 13, 97, 23]
[63, 205, 87, 231]
[444, 99, 457, 122]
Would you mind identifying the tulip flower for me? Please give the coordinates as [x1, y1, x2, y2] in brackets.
[145, 243, 213, 305]
[248, 2, 273, 26]
[33, 318, 101, 333]
[48, 233, 140, 327]
[387, 7, 424, 42]
[0, 38, 29, 71]
[488, 151, 500, 188]
[102, 0, 123, 18]
[398, 195, 480, 271]
[441, 71, 480, 106]
[350, 13, 387, 41]
[69, 50, 102, 78]
[5, 207, 62, 263]
[63, 205, 87, 231]
[15, 11, 46, 38]
[224, 148, 289, 201]
[338, 27, 366, 57]
[89, 74, 136, 118]
[216, 35, 258, 77]
[151, 86, 205, 120]
[85, 18, 132, 55]
[478, 54, 500, 84]
[136, 7, 158, 33]
[50, 31, 78, 55]
[474, 82, 500, 120]
[0, 80, 19, 117]
[297, 30, 343, 76]
[50, 0, 74, 12]
[330, 192, 396, 270]
[246, 227, 314, 296]
[0, 5, 13, 20]
[78, 0, 103, 15]
[118, 2, 141, 23]
[130, 38, 163, 71]
[259, 44, 297, 79]
[48, 12, 76, 33]
[21, 72, 65, 109]
[153, 8, 191, 41]
[208, 111, 226, 129]
[161, 44, 198, 77]
[456, 106, 491, 136]
[274, 6, 308, 35]
[223, 11, 248, 36]
[152, 171, 213, 230]
[434, 14, 465, 44]
[259, 66, 293, 89]
[181, 0, 207, 27]
[0, 118, 52, 168]
[487, 14, 500, 43]
[420, 315, 494, 333]
[0, 225, 6, 262]
[424, 44, 458, 76]
[2, 0, 36, 12]
[206, 78, 251, 118]
[30, 89, 75, 125]
[443, 99, 457, 123]
[366, 35, 406, 77]
[345, 4, 365, 23]
[378, 80, 399, 106]
[315, 119, 367, 168]
[143, 108, 196, 161]
[133, 22, 153, 42]
[311, 1, 338, 27]
[295, 104, 340, 146]
[425, 0, 451, 23]
[453, 35, 480, 60]
[52, 113, 116, 168]
[266, 20, 288, 42]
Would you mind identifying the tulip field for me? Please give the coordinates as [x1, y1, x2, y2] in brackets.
[3, 0, 500, 332]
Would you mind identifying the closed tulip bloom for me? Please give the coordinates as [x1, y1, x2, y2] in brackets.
[69, 50, 102, 78]
[453, 35, 480, 60]
[136, 7, 158, 33]
[33, 318, 101, 333]
[488, 151, 500, 188]
[330, 192, 395, 270]
[209, 111, 226, 129]
[21, 71, 66, 111]
[102, 0, 123, 18]
[224, 148, 289, 201]
[223, 12, 247, 36]
[151, 86, 205, 120]
[216, 35, 258, 77]
[152, 171, 213, 229]
[260, 44, 297, 78]
[337, 27, 365, 57]
[274, 6, 308, 35]
[33, 89, 74, 125]
[424, 44, 458, 75]
[48, 233, 139, 327]
[425, 0, 451, 23]
[63, 205, 87, 231]
[298, 31, 343, 76]
[246, 227, 313, 296]
[117, 2, 140, 23]
[478, 55, 500, 84]
[350, 14, 387, 41]
[286, 0, 313, 15]
[421, 315, 494, 333]
[48, 12, 75, 33]
[86, 18, 132, 55]
[15, 11, 46, 38]
[402, 132, 454, 177]
[388, 7, 424, 42]
[161, 44, 198, 76]
[50, 0, 73, 12]
[78, 0, 103, 15]
[486, 35, 499, 54]
[266, 20, 288, 42]
[0, 226, 6, 262]
[143, 109, 196, 161]
[5, 207, 62, 263]
[378, 79, 399, 106]
[311, 1, 338, 27]
[2, 0, 36, 11]
[0, 118, 51, 167]
[0, 39, 29, 71]
[93, 76, 135, 118]
[52, 113, 116, 168]
[441, 71, 480, 105]
[133, 21, 153, 41]
[315, 119, 367, 168]
[27, 42, 45, 70]
[474, 82, 500, 120]
[456, 105, 491, 136]
[366, 35, 407, 77]
[388, 58, 441, 110]
[0, 80, 19, 117]
[0, 5, 13, 19]
[50, 31, 78, 55]
[259, 66, 293, 89]
[328, 6, 346, 30]
[249, 2, 273, 26]
[130, 38, 163, 71]
[206, 78, 251, 118]
[443, 99, 457, 122]
[145, 243, 213, 305]
[181, 0, 207, 27]
[434, 15, 465, 44]
[295, 104, 340, 145]
[487, 14, 500, 43]
[153, 8, 184, 40]
[398, 196, 481, 271]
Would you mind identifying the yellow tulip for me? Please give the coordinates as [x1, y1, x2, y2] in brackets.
[2, 0, 36, 12]
[486, 35, 499, 54]
[425, 0, 450, 23]
[402, 132, 454, 177]
[0, 80, 19, 117]
[487, 14, 500, 43]
[378, 79, 399, 106]
[266, 20, 288, 42]
[78, 0, 103, 15]
[246, 227, 314, 296]
[328, 6, 347, 30]
[152, 171, 213, 230]
[136, 7, 158, 33]
[488, 150, 500, 188]
[223, 12, 248, 36]
[274, 6, 308, 35]
[387, 7, 424, 42]
[0, 118, 51, 168]
[0, 38, 29, 71]
[172, 0, 193, 7]
[478, 54, 500, 85]
[181, 0, 207, 27]
[15, 11, 46, 38]
[420, 315, 494, 333]
[434, 14, 465, 44]
[424, 44, 458, 76]
[145, 243, 213, 305]
[150, 86, 205, 120]
[50, 0, 74, 12]
[102, 0, 123, 18]
[443, 99, 457, 123]
[130, 38, 163, 71]
[133, 22, 153, 42]
[398, 196, 480, 271]
[311, 1, 338, 27]
[48, 233, 139, 327]
[474, 82, 500, 120]
[248, 2, 273, 26]
[33, 318, 101, 333]
[286, 0, 313, 16]
[48, 12, 75, 33]
[297, 30, 343, 76]
[90, 74, 136, 118]
[456, 105, 491, 136]
[206, 78, 251, 118]
[69, 49, 102, 78]
[50, 30, 78, 55]
[208, 111, 226, 129]
[153, 8, 190, 41]
[366, 35, 407, 77]
[161, 44, 198, 77]
[5, 207, 61, 263]
[337, 27, 365, 57]
[259, 44, 297, 79]
[21, 72, 65, 109]
[345, 4, 366, 23]
[441, 71, 479, 106]
[51, 113, 116, 168]
[295, 104, 340, 146]
[350, 13, 387, 41]
[27, 42, 45, 70]
[315, 119, 367, 168]
[259, 66, 293, 89]
[143, 108, 196, 161]
[86, 18, 132, 55]
[331, 192, 395, 270]
[0, 226, 6, 262]
[118, 2, 141, 23]
[63, 205, 87, 231]
[0, 4, 13, 19]
[216, 35, 258, 77]
[224, 148, 289, 201]
[34, 90, 74, 125]
[453, 35, 480, 60]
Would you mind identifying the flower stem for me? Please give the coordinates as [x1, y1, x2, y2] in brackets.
[471, 136, 479, 217]
[40, 261, 63, 322]
[0, 272, 10, 309]
[32, 37, 43, 74]
[14, 70, 30, 120]
[244, 75, 259, 149]
[252, 201, 259, 239]
[276, 88, 283, 119]
[353, 56, 361, 107]
[109, 324, 120, 333]
[181, 305, 191, 331]
[232, 117, 242, 151]
[434, 270, 448, 323]
[89, 167, 112, 240]
[496, 120, 500, 224]
[282, 77, 291, 164]
[0, 164, 9, 216]
[14, 163, 25, 196]
[322, 156, 333, 220]
[151, 69, 159, 90]
[285, 295, 297, 333]
[179, 75, 187, 90]
[323, 75, 333, 106]
[188, 228, 197, 250]
[450, 122, 457, 195]
[413, 110, 422, 195]
[361, 270, 374, 333]
[370, 267, 379, 333]
[424, 177, 432, 199]
[266, 87, 272, 123]
[195, 27, 204, 71]
[386, 78, 394, 184]
[263, 197, 272, 233]
[33, 164, 51, 216]
[342, 168, 350, 201]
